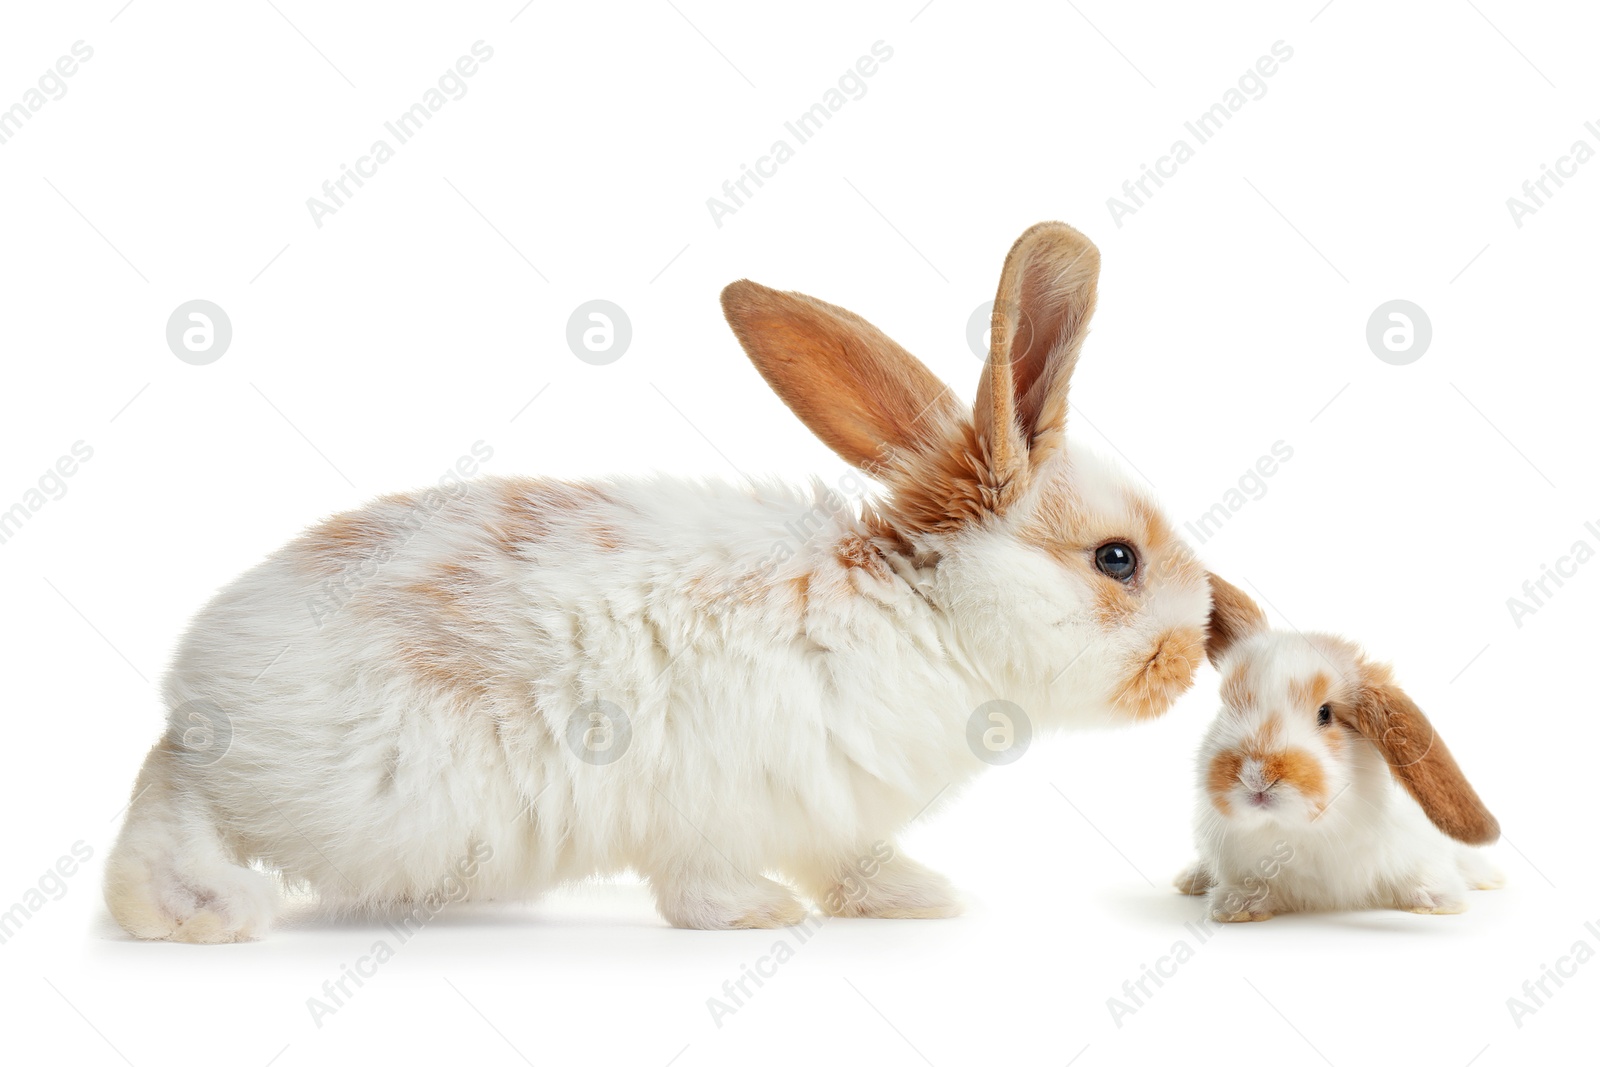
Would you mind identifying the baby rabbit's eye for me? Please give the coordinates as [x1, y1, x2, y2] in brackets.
[1094, 542, 1138, 582]
[1317, 703, 1333, 727]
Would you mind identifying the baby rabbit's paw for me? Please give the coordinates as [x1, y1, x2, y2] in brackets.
[1207, 884, 1273, 923]
[1173, 861, 1215, 896]
[1400, 885, 1467, 915]
[1459, 849, 1504, 891]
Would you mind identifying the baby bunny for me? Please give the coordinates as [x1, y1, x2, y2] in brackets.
[106, 222, 1257, 942]
[1176, 608, 1502, 921]
[1177, 591, 1497, 927]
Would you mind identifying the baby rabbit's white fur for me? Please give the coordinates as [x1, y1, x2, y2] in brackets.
[106, 223, 1236, 942]
[1178, 622, 1501, 921]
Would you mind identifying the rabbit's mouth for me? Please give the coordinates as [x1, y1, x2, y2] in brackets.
[1111, 628, 1204, 720]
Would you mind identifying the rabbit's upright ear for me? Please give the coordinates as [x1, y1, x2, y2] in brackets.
[1346, 665, 1501, 845]
[721, 281, 962, 471]
[1203, 573, 1267, 665]
[976, 222, 1101, 484]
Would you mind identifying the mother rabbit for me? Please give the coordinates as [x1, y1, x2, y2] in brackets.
[106, 222, 1267, 941]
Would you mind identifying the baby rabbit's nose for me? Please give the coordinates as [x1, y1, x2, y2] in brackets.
[1239, 757, 1268, 791]
[1238, 758, 1284, 795]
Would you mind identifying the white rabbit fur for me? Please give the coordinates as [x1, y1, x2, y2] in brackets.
[1177, 629, 1501, 921]
[105, 223, 1226, 942]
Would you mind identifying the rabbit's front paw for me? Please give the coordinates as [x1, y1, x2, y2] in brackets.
[107, 857, 278, 944]
[1207, 885, 1273, 923]
[804, 850, 963, 919]
[1459, 849, 1504, 891]
[1400, 886, 1467, 915]
[1173, 861, 1215, 896]
[655, 873, 811, 930]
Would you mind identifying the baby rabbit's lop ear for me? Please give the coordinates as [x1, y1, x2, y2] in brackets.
[1347, 663, 1500, 845]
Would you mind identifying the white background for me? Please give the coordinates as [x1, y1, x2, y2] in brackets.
[1, 1, 1596, 1064]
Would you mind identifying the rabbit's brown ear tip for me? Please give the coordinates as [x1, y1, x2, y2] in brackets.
[1018, 219, 1098, 250]
[1203, 572, 1267, 664]
[720, 279, 774, 320]
[1442, 803, 1498, 845]
[1021, 219, 1073, 236]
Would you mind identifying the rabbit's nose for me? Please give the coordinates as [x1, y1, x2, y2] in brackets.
[1239, 758, 1270, 792]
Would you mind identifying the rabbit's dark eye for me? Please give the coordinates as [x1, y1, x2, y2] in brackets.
[1094, 542, 1138, 582]
[1317, 704, 1333, 727]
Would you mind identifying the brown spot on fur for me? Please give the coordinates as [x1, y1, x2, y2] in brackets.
[489, 478, 620, 555]
[1093, 581, 1137, 629]
[1014, 481, 1205, 628]
[311, 512, 391, 558]
[1288, 673, 1333, 712]
[1014, 482, 1084, 570]
[1208, 751, 1243, 814]
[407, 560, 476, 599]
[1132, 497, 1177, 564]
[833, 533, 891, 582]
[1243, 715, 1282, 759]
[685, 564, 801, 612]
[1204, 573, 1266, 664]
[396, 560, 499, 706]
[685, 573, 751, 611]
[296, 496, 417, 576]
[1220, 670, 1253, 711]
[1263, 748, 1326, 802]
[1113, 629, 1204, 720]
